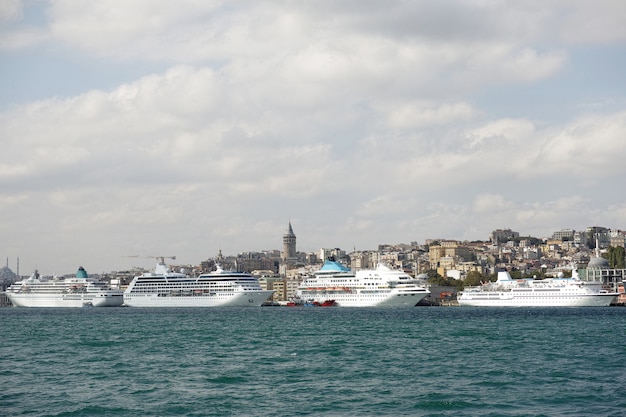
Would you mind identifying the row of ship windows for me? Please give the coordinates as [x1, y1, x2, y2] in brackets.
[130, 288, 259, 293]
[511, 289, 585, 292]
[303, 290, 391, 295]
[134, 280, 254, 284]
[468, 296, 594, 299]
[128, 289, 235, 294]
[305, 280, 385, 285]
[135, 283, 237, 288]
[132, 285, 260, 289]
[308, 293, 416, 297]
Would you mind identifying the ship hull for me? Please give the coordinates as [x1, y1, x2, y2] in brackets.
[297, 289, 430, 307]
[458, 292, 618, 307]
[123, 290, 274, 307]
[6, 291, 123, 307]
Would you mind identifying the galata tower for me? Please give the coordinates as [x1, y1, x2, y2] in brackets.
[282, 221, 296, 260]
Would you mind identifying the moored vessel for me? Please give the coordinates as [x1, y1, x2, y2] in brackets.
[123, 258, 274, 307]
[458, 270, 619, 307]
[296, 258, 430, 307]
[5, 267, 124, 307]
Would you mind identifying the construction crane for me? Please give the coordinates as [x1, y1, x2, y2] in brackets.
[124, 255, 176, 264]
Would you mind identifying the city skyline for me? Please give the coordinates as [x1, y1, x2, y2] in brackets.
[3, 222, 623, 276]
[2, 1, 626, 274]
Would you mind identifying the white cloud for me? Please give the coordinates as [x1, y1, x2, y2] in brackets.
[42, 1, 569, 91]
[0, 0, 21, 21]
[528, 111, 626, 177]
[48, 1, 286, 61]
[0, 63, 348, 208]
[552, 0, 626, 44]
[449, 43, 566, 88]
[473, 194, 515, 214]
[384, 101, 479, 130]
[0, 26, 48, 49]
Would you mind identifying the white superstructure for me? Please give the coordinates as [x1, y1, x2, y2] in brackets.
[295, 259, 430, 307]
[5, 267, 124, 307]
[123, 260, 274, 307]
[458, 270, 618, 307]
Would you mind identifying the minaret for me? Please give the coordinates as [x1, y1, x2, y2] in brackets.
[282, 220, 296, 260]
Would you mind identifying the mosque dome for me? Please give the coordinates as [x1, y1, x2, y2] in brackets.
[0, 266, 18, 281]
[587, 256, 609, 269]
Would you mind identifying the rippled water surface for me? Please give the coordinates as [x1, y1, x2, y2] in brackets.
[1, 307, 625, 416]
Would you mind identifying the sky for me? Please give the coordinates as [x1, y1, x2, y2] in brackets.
[1, 0, 626, 275]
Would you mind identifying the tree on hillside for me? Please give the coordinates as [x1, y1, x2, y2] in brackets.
[421, 269, 438, 280]
[606, 246, 626, 269]
[463, 270, 485, 287]
[425, 270, 464, 290]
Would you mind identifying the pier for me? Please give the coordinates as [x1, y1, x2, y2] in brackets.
[0, 292, 12, 307]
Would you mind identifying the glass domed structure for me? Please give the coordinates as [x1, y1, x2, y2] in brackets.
[587, 255, 609, 269]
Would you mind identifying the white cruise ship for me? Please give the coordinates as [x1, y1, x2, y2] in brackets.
[123, 259, 274, 307]
[6, 267, 124, 307]
[295, 259, 430, 307]
[458, 270, 619, 307]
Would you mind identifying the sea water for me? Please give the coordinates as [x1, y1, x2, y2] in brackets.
[1, 307, 625, 417]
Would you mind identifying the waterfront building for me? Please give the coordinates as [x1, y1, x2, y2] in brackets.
[284, 278, 301, 300]
[262, 276, 301, 301]
[581, 262, 625, 292]
[272, 280, 286, 301]
[577, 241, 625, 293]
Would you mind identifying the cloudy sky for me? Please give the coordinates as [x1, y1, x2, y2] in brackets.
[1, 0, 626, 274]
